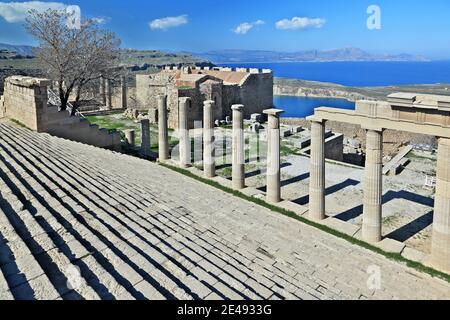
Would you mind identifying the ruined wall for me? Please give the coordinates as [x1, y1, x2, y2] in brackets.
[136, 74, 178, 126]
[179, 88, 203, 129]
[200, 81, 223, 120]
[0, 95, 5, 118]
[2, 76, 50, 132]
[325, 134, 344, 162]
[221, 85, 240, 119]
[136, 67, 274, 128]
[239, 70, 273, 119]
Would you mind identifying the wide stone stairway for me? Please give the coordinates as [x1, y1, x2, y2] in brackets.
[0, 122, 450, 300]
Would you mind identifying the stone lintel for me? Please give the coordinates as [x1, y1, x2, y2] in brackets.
[361, 124, 384, 132]
[313, 107, 450, 138]
[263, 108, 284, 117]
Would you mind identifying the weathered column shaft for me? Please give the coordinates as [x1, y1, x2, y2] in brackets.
[430, 138, 450, 272]
[179, 97, 191, 168]
[124, 129, 135, 147]
[140, 119, 151, 158]
[309, 120, 326, 220]
[362, 129, 383, 242]
[100, 77, 106, 106]
[121, 75, 127, 109]
[105, 79, 112, 109]
[203, 100, 216, 177]
[264, 109, 284, 203]
[158, 95, 169, 161]
[232, 104, 245, 190]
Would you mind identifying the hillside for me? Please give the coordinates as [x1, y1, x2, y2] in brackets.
[0, 45, 213, 93]
[274, 77, 450, 101]
[0, 43, 34, 56]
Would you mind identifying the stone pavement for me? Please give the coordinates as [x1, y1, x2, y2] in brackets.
[0, 123, 450, 300]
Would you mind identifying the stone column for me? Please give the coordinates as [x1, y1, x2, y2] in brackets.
[362, 129, 384, 243]
[430, 138, 450, 272]
[203, 100, 216, 178]
[106, 79, 112, 110]
[309, 120, 326, 220]
[124, 129, 135, 147]
[232, 104, 245, 190]
[158, 95, 169, 161]
[263, 109, 284, 203]
[140, 119, 151, 158]
[179, 97, 191, 168]
[100, 76, 106, 106]
[121, 75, 127, 109]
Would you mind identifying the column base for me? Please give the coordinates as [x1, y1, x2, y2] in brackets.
[429, 229, 450, 273]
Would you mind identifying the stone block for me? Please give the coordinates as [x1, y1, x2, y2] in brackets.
[375, 238, 406, 254]
[240, 187, 265, 198]
[402, 247, 427, 263]
[320, 217, 361, 236]
[276, 201, 308, 216]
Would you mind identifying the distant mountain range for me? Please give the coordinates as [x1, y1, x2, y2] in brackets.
[193, 47, 429, 63]
[0, 43, 34, 56]
[0, 43, 430, 65]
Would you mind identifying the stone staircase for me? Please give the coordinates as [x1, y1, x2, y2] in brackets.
[46, 90, 121, 150]
[0, 123, 281, 300]
[45, 105, 121, 150]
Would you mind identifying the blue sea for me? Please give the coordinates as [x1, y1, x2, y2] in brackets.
[221, 61, 450, 87]
[220, 61, 450, 118]
[274, 96, 355, 118]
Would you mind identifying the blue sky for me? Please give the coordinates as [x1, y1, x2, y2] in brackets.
[0, 0, 449, 59]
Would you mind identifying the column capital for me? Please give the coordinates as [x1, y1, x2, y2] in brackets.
[263, 108, 284, 117]
[203, 100, 215, 107]
[306, 115, 327, 124]
[179, 97, 191, 103]
[231, 104, 244, 111]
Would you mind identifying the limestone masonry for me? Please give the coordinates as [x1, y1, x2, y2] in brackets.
[136, 66, 274, 128]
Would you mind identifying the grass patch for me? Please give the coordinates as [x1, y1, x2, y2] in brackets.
[159, 161, 450, 284]
[10, 119, 30, 130]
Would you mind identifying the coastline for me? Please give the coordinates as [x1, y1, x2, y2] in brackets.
[274, 77, 450, 102]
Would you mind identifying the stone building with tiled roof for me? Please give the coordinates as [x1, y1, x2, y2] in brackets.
[135, 66, 273, 128]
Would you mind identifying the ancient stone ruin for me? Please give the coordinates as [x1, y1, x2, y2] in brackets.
[135, 66, 274, 129]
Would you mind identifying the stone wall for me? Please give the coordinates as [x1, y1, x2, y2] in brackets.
[239, 71, 274, 119]
[136, 68, 274, 129]
[1, 76, 120, 150]
[3, 76, 50, 132]
[0, 95, 5, 118]
[178, 88, 203, 129]
[325, 134, 344, 162]
[135, 74, 179, 127]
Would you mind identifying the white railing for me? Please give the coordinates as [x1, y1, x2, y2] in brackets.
[47, 89, 84, 117]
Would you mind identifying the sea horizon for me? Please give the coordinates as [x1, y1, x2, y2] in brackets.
[218, 61, 450, 87]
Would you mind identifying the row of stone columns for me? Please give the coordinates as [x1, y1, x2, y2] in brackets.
[99, 75, 128, 110]
[172, 98, 285, 203]
[306, 120, 450, 272]
[308, 121, 385, 239]
[154, 94, 450, 272]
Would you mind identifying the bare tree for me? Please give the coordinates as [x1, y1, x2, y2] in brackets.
[25, 9, 121, 115]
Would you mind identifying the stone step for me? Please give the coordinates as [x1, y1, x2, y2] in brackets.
[0, 131, 170, 299]
[1, 127, 248, 300]
[0, 124, 288, 298]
